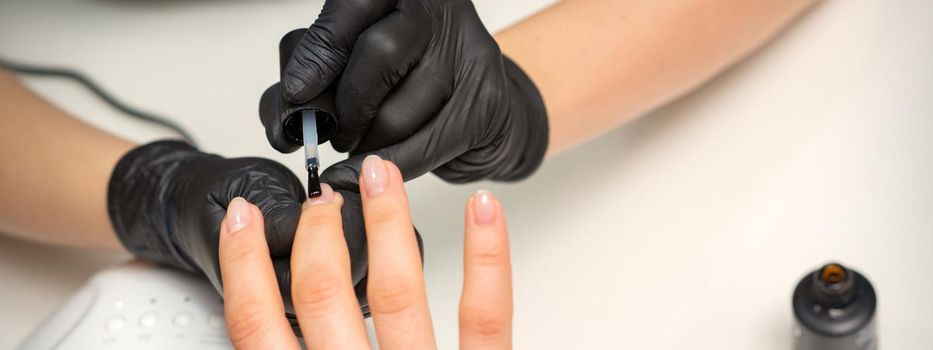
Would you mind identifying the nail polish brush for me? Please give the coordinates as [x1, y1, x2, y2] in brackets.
[302, 110, 322, 198]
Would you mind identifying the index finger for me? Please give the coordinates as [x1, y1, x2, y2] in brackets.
[219, 198, 300, 350]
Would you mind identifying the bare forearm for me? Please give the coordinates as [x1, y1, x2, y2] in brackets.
[496, 0, 817, 154]
[0, 69, 133, 250]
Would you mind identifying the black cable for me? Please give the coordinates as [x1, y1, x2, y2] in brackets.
[0, 57, 198, 147]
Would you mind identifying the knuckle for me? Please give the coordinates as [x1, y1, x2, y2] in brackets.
[460, 305, 509, 338]
[224, 247, 254, 267]
[222, 242, 258, 268]
[337, 82, 381, 121]
[481, 41, 503, 60]
[293, 271, 348, 313]
[466, 244, 508, 268]
[374, 108, 414, 141]
[464, 35, 501, 64]
[225, 306, 275, 348]
[367, 208, 403, 229]
[358, 27, 402, 61]
[368, 274, 419, 315]
[300, 207, 340, 229]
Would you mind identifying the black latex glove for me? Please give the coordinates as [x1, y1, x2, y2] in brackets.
[107, 140, 370, 323]
[260, 0, 549, 188]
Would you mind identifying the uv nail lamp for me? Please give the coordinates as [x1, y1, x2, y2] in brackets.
[18, 261, 232, 349]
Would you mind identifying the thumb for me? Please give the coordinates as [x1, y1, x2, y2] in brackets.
[283, 0, 396, 103]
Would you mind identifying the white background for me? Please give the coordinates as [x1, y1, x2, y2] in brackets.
[1, 0, 931, 348]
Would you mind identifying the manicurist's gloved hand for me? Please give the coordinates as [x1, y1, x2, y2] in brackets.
[106, 140, 370, 322]
[260, 0, 549, 187]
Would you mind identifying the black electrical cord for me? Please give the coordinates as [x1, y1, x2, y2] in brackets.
[0, 57, 198, 147]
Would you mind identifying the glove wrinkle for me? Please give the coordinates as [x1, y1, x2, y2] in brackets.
[108, 140, 377, 334]
[260, 1, 549, 187]
[255, 0, 550, 332]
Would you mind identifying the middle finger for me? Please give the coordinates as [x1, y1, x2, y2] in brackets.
[291, 184, 371, 349]
[359, 155, 436, 349]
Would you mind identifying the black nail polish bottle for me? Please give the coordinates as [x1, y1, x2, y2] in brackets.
[792, 262, 877, 350]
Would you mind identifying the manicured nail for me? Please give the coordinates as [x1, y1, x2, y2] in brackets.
[362, 155, 388, 197]
[472, 190, 498, 225]
[305, 183, 335, 206]
[226, 197, 251, 233]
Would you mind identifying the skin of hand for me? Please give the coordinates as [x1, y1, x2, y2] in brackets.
[0, 69, 372, 324]
[496, 0, 819, 155]
[219, 155, 513, 349]
[0, 69, 132, 249]
[267, 0, 817, 162]
[0, 0, 817, 249]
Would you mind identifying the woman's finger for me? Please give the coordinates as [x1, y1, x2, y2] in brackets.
[219, 197, 300, 350]
[460, 190, 513, 349]
[290, 184, 371, 349]
[359, 155, 437, 349]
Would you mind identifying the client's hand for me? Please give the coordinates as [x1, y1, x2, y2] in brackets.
[108, 140, 307, 297]
[218, 155, 512, 349]
[108, 140, 375, 326]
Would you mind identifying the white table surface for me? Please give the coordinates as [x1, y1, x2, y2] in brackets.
[1, 0, 931, 348]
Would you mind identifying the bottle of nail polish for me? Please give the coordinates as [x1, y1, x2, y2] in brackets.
[792, 262, 878, 350]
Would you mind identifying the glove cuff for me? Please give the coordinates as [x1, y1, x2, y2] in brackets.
[108, 140, 202, 272]
[494, 55, 549, 181]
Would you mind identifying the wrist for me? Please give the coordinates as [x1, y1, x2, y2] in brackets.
[107, 140, 203, 272]
[494, 55, 549, 181]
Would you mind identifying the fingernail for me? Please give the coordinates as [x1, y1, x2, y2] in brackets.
[305, 183, 335, 206]
[472, 190, 498, 226]
[226, 197, 252, 233]
[362, 155, 388, 197]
